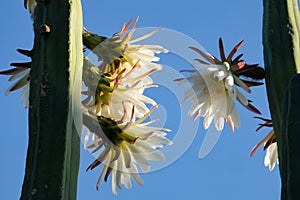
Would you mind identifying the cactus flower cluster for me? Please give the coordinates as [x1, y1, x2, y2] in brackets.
[0, 17, 172, 195]
[81, 19, 172, 195]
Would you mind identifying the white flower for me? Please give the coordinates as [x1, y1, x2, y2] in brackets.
[177, 40, 262, 132]
[82, 58, 158, 122]
[83, 106, 172, 195]
[82, 19, 168, 122]
[264, 142, 278, 171]
[92, 17, 168, 76]
[178, 62, 247, 132]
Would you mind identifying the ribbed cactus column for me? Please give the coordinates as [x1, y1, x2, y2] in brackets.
[282, 74, 300, 200]
[20, 0, 83, 200]
[263, 0, 300, 199]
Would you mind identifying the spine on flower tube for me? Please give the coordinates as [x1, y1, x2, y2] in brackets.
[20, 1, 83, 200]
[282, 74, 300, 200]
[263, 0, 300, 198]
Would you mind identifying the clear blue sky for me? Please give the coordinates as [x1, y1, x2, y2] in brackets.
[0, 1, 281, 200]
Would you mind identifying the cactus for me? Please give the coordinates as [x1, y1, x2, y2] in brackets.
[20, 0, 83, 199]
[282, 74, 300, 200]
[263, 0, 300, 199]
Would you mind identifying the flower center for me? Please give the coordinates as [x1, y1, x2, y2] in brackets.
[97, 116, 138, 146]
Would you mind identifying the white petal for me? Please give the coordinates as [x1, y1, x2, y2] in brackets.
[236, 88, 248, 106]
[225, 75, 234, 90]
[21, 83, 30, 108]
[146, 150, 165, 161]
[204, 114, 214, 130]
[214, 116, 224, 131]
[112, 169, 118, 195]
[129, 164, 144, 185]
[229, 105, 240, 129]
[127, 145, 150, 173]
[121, 172, 132, 189]
[264, 143, 278, 171]
[83, 129, 91, 149]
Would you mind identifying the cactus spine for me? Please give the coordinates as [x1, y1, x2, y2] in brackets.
[20, 1, 83, 199]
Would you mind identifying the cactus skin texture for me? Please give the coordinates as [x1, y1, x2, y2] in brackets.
[20, 1, 83, 200]
[282, 74, 300, 200]
[263, 0, 300, 199]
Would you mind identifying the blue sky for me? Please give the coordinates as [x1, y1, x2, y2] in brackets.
[0, 1, 281, 200]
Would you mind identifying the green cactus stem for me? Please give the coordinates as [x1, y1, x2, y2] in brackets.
[263, 0, 300, 198]
[282, 74, 300, 200]
[20, 0, 83, 199]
